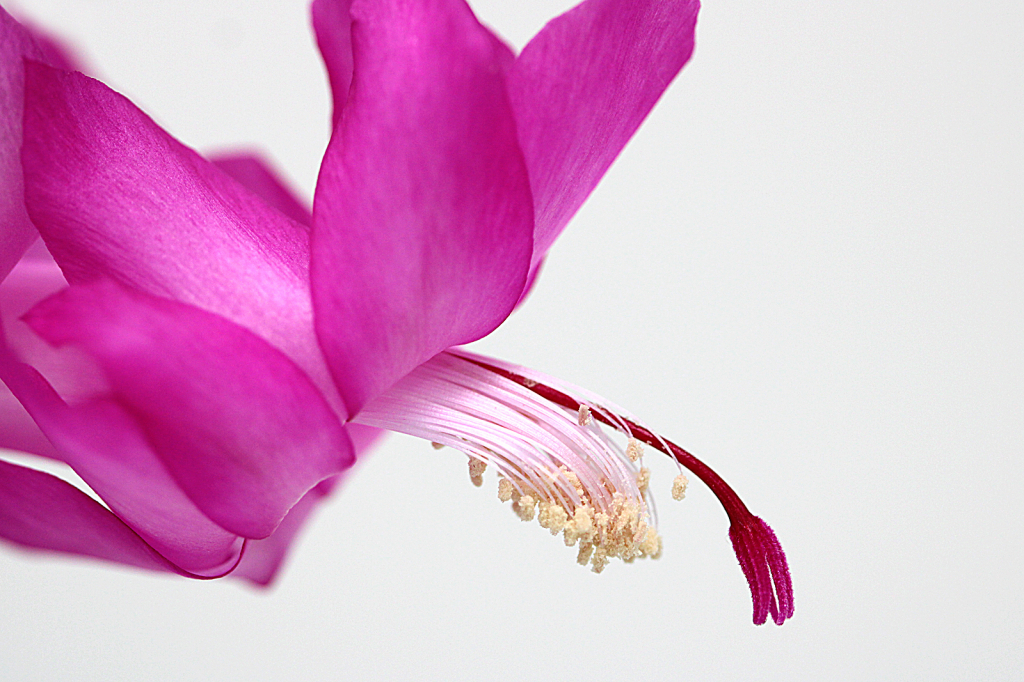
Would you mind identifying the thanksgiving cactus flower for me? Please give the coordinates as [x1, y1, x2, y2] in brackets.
[0, 0, 794, 625]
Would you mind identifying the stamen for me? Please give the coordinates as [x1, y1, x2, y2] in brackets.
[355, 351, 660, 571]
[514, 494, 537, 522]
[626, 438, 643, 462]
[468, 456, 486, 487]
[637, 467, 651, 494]
[497, 477, 514, 502]
[672, 473, 688, 501]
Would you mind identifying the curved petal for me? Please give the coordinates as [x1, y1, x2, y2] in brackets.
[233, 475, 338, 586]
[312, 0, 534, 416]
[24, 280, 355, 539]
[0, 9, 73, 280]
[507, 0, 700, 265]
[19, 62, 338, 409]
[233, 421, 385, 585]
[209, 151, 312, 228]
[0, 341, 244, 572]
[0, 458, 174, 573]
[229, 385, 387, 581]
[311, 0, 354, 127]
[0, 251, 243, 571]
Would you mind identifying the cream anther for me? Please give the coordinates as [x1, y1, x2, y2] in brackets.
[672, 473, 689, 501]
[636, 467, 651, 494]
[468, 457, 486, 487]
[626, 438, 643, 462]
[515, 495, 537, 522]
[497, 477, 514, 502]
[578, 405, 593, 426]
[577, 541, 595, 565]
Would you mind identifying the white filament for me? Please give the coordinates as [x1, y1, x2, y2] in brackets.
[354, 350, 649, 526]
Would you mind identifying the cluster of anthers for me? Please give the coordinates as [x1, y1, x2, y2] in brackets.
[459, 423, 690, 574]
[355, 348, 794, 625]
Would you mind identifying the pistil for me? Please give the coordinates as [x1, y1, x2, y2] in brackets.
[460, 351, 794, 626]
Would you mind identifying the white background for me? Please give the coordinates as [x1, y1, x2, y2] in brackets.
[2, 0, 1021, 679]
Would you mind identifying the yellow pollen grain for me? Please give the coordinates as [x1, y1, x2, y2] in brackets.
[468, 457, 486, 487]
[636, 467, 651, 494]
[573, 506, 595, 542]
[672, 473, 689, 501]
[578, 405, 593, 427]
[639, 527, 661, 558]
[515, 495, 536, 522]
[614, 498, 638, 536]
[611, 492, 625, 517]
[546, 505, 568, 535]
[536, 501, 552, 529]
[563, 519, 579, 546]
[590, 547, 609, 574]
[594, 512, 610, 544]
[577, 541, 595, 566]
[626, 438, 643, 462]
[565, 471, 584, 498]
[497, 477, 514, 503]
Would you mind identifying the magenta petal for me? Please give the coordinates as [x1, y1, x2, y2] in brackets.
[312, 0, 534, 415]
[20, 62, 335, 405]
[233, 421, 384, 585]
[209, 151, 312, 228]
[25, 280, 355, 539]
[233, 424, 385, 583]
[233, 476, 338, 586]
[0, 254, 66, 460]
[0, 9, 72, 280]
[0, 341, 245, 572]
[0, 250, 109, 403]
[0, 458, 173, 573]
[311, 0, 354, 127]
[0, 383, 57, 459]
[507, 0, 700, 264]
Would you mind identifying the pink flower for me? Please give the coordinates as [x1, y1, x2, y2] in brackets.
[0, 0, 793, 625]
